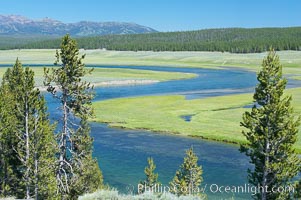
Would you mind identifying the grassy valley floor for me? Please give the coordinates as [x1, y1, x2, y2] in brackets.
[0, 67, 196, 87]
[1, 50, 301, 83]
[1, 49, 300, 151]
[1, 49, 301, 76]
[92, 87, 301, 153]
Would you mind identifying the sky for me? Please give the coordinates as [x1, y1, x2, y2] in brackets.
[0, 0, 300, 32]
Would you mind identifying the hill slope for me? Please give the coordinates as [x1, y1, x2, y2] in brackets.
[13, 27, 301, 53]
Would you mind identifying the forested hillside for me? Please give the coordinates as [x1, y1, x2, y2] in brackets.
[2, 27, 301, 53]
[0, 35, 57, 49]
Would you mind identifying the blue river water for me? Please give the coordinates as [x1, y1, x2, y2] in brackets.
[43, 65, 300, 199]
[92, 66, 257, 101]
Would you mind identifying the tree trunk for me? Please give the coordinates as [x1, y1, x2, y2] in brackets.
[34, 151, 38, 200]
[261, 141, 269, 200]
[25, 96, 31, 199]
[63, 90, 67, 160]
[58, 88, 68, 194]
[262, 114, 271, 200]
[34, 118, 38, 200]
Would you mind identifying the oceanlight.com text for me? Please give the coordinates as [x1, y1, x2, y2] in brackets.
[209, 184, 295, 196]
[137, 183, 295, 196]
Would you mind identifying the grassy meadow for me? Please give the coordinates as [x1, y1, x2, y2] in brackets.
[0, 66, 196, 87]
[92, 87, 301, 152]
[1, 49, 301, 71]
[1, 49, 301, 79]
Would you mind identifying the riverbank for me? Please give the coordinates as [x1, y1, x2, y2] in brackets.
[0, 66, 197, 87]
[37, 79, 161, 92]
[0, 49, 301, 74]
[92, 87, 301, 153]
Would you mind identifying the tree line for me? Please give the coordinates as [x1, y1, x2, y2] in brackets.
[0, 35, 56, 50]
[3, 27, 301, 53]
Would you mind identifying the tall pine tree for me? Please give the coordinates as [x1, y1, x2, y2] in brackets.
[0, 72, 20, 197]
[139, 157, 159, 193]
[240, 50, 301, 200]
[170, 147, 203, 196]
[44, 34, 103, 199]
[0, 59, 58, 199]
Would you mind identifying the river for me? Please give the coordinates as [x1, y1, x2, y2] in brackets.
[46, 65, 300, 199]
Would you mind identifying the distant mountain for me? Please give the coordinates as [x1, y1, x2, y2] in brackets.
[0, 15, 157, 36]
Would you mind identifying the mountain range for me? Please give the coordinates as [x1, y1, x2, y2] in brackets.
[0, 15, 157, 36]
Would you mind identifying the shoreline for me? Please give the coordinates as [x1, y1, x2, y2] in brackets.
[92, 119, 244, 146]
[92, 79, 159, 87]
[36, 79, 160, 91]
[92, 119, 301, 154]
[92, 89, 301, 154]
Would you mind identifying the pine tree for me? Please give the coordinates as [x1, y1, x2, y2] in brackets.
[0, 59, 58, 199]
[31, 96, 59, 200]
[240, 50, 301, 200]
[170, 147, 203, 196]
[68, 119, 103, 198]
[0, 75, 20, 197]
[44, 34, 103, 199]
[139, 157, 159, 193]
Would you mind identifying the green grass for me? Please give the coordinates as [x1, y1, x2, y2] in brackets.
[1, 50, 300, 80]
[291, 75, 301, 80]
[0, 66, 196, 87]
[85, 67, 196, 82]
[92, 87, 301, 152]
[1, 49, 301, 70]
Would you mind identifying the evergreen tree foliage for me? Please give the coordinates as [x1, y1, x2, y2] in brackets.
[69, 119, 103, 198]
[170, 147, 203, 196]
[44, 34, 103, 199]
[139, 157, 159, 193]
[31, 96, 59, 200]
[0, 73, 20, 197]
[7, 27, 301, 53]
[240, 50, 301, 200]
[0, 59, 58, 199]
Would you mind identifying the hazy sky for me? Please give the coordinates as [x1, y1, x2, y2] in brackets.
[0, 0, 300, 31]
